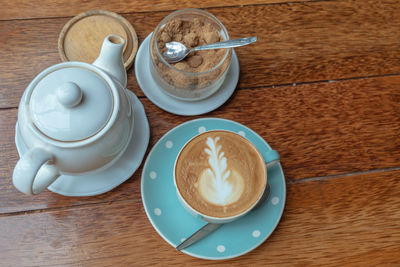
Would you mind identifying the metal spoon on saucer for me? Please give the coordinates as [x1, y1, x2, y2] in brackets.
[176, 183, 271, 251]
[163, 36, 257, 64]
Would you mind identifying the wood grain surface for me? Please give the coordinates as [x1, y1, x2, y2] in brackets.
[0, 169, 398, 266]
[1, 0, 399, 265]
[1, 0, 400, 108]
[0, 0, 305, 20]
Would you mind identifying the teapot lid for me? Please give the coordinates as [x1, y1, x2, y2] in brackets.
[28, 63, 114, 142]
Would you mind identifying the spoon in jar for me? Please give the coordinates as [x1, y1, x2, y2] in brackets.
[163, 36, 257, 63]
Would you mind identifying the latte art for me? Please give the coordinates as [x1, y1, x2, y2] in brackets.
[175, 130, 266, 218]
[198, 137, 244, 206]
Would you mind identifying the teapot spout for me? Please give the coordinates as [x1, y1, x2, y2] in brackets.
[93, 35, 127, 87]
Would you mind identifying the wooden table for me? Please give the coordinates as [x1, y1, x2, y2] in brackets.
[1, 0, 399, 265]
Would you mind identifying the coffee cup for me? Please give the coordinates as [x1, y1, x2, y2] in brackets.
[173, 130, 280, 224]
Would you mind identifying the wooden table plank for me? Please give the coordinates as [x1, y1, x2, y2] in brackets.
[1, 75, 399, 214]
[0, 169, 398, 266]
[1, 1, 400, 108]
[0, 0, 300, 20]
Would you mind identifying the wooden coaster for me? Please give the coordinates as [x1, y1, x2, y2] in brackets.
[58, 10, 138, 70]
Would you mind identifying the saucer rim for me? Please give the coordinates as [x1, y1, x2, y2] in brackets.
[141, 118, 286, 260]
[15, 90, 150, 197]
[134, 33, 239, 116]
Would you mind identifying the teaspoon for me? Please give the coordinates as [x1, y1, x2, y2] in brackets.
[163, 36, 257, 63]
[176, 183, 270, 251]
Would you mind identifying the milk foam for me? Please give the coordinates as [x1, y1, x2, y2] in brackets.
[197, 136, 244, 206]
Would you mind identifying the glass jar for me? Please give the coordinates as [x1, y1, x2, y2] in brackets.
[150, 8, 232, 101]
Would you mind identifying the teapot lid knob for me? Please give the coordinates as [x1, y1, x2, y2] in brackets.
[56, 82, 83, 108]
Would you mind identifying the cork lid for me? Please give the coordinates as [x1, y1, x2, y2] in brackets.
[58, 10, 138, 70]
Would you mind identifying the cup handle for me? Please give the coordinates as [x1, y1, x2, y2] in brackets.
[13, 147, 60, 195]
[263, 149, 280, 168]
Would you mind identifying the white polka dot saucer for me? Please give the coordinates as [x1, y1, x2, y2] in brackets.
[15, 91, 150, 196]
[141, 118, 286, 259]
[135, 33, 239, 116]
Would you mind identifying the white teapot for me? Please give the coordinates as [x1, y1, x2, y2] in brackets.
[13, 35, 134, 195]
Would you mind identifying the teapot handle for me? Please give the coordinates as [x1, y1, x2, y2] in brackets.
[13, 147, 60, 195]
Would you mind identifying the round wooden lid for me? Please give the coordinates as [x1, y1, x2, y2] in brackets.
[58, 10, 138, 70]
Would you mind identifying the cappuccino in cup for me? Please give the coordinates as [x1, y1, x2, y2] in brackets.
[174, 130, 267, 223]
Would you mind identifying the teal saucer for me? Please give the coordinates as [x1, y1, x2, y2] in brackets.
[141, 118, 286, 260]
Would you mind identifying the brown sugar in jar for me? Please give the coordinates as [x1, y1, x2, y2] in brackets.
[149, 10, 232, 100]
[157, 18, 226, 73]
